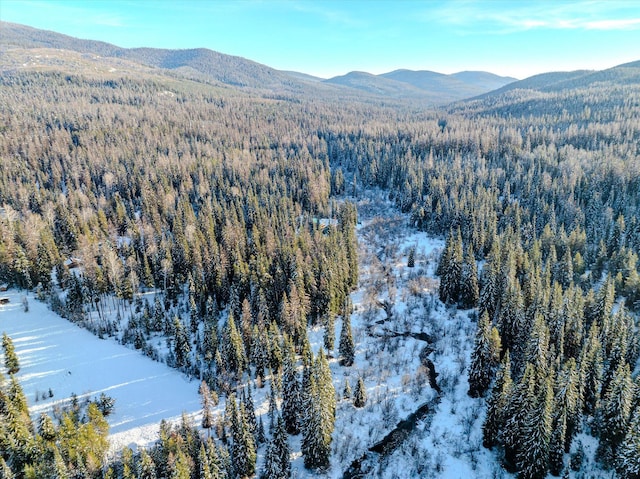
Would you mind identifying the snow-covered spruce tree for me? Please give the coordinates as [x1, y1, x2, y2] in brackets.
[12, 245, 33, 290]
[579, 322, 604, 416]
[523, 314, 550, 377]
[459, 245, 479, 309]
[343, 378, 352, 399]
[479, 239, 501, 319]
[483, 351, 513, 449]
[229, 394, 256, 478]
[241, 387, 258, 443]
[205, 439, 224, 479]
[37, 413, 56, 443]
[256, 416, 266, 445]
[353, 376, 366, 408]
[323, 313, 335, 352]
[171, 449, 191, 479]
[250, 324, 269, 385]
[261, 433, 283, 479]
[496, 280, 527, 375]
[222, 313, 247, 381]
[503, 363, 537, 470]
[338, 313, 355, 367]
[516, 375, 553, 479]
[555, 247, 574, 289]
[301, 376, 330, 470]
[268, 380, 278, 433]
[553, 358, 581, 454]
[267, 321, 283, 375]
[301, 349, 335, 471]
[602, 306, 633, 390]
[316, 348, 336, 421]
[137, 449, 157, 479]
[199, 380, 214, 436]
[172, 316, 191, 370]
[52, 448, 69, 479]
[0, 457, 13, 479]
[2, 333, 20, 374]
[468, 311, 501, 398]
[549, 410, 567, 477]
[616, 408, 640, 479]
[261, 415, 291, 479]
[435, 231, 452, 277]
[282, 336, 301, 435]
[198, 443, 212, 479]
[595, 361, 634, 467]
[438, 228, 463, 304]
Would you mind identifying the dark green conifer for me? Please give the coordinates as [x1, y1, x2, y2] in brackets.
[616, 408, 640, 479]
[338, 313, 355, 366]
[407, 246, 416, 268]
[172, 317, 191, 369]
[439, 228, 463, 304]
[343, 378, 352, 399]
[137, 449, 157, 479]
[460, 245, 479, 308]
[282, 337, 301, 435]
[353, 376, 366, 408]
[261, 415, 291, 479]
[483, 351, 513, 449]
[503, 363, 537, 469]
[517, 376, 553, 479]
[596, 361, 634, 467]
[2, 333, 20, 375]
[199, 380, 214, 435]
[301, 349, 335, 471]
[468, 311, 501, 398]
[223, 314, 247, 380]
[229, 395, 256, 478]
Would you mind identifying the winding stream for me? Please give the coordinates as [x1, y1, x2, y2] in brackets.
[342, 340, 441, 479]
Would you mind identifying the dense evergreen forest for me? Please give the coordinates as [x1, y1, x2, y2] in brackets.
[1, 45, 639, 478]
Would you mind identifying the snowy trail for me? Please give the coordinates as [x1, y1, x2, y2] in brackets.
[0, 290, 202, 453]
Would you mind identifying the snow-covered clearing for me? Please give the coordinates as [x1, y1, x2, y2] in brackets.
[0, 290, 202, 454]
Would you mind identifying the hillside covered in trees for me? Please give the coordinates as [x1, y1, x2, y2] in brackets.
[1, 24, 639, 479]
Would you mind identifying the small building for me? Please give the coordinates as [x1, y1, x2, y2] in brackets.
[0, 298, 9, 305]
[0, 284, 8, 292]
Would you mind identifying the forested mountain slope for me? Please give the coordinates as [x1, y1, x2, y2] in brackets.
[0, 21, 312, 92]
[0, 24, 639, 479]
[1, 21, 514, 104]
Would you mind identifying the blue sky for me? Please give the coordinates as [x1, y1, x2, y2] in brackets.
[2, 0, 639, 79]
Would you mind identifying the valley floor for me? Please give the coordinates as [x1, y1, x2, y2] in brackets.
[0, 189, 608, 478]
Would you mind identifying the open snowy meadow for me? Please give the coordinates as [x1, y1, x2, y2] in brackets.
[0, 290, 202, 455]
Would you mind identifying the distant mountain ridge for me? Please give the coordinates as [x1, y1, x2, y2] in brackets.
[7, 21, 637, 106]
[377, 69, 517, 103]
[0, 21, 520, 104]
[323, 69, 508, 104]
[322, 68, 517, 104]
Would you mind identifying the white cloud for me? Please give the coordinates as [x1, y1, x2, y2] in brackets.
[585, 18, 640, 30]
[429, 0, 640, 33]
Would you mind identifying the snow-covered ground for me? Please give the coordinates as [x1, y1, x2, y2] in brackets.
[0, 290, 202, 455]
